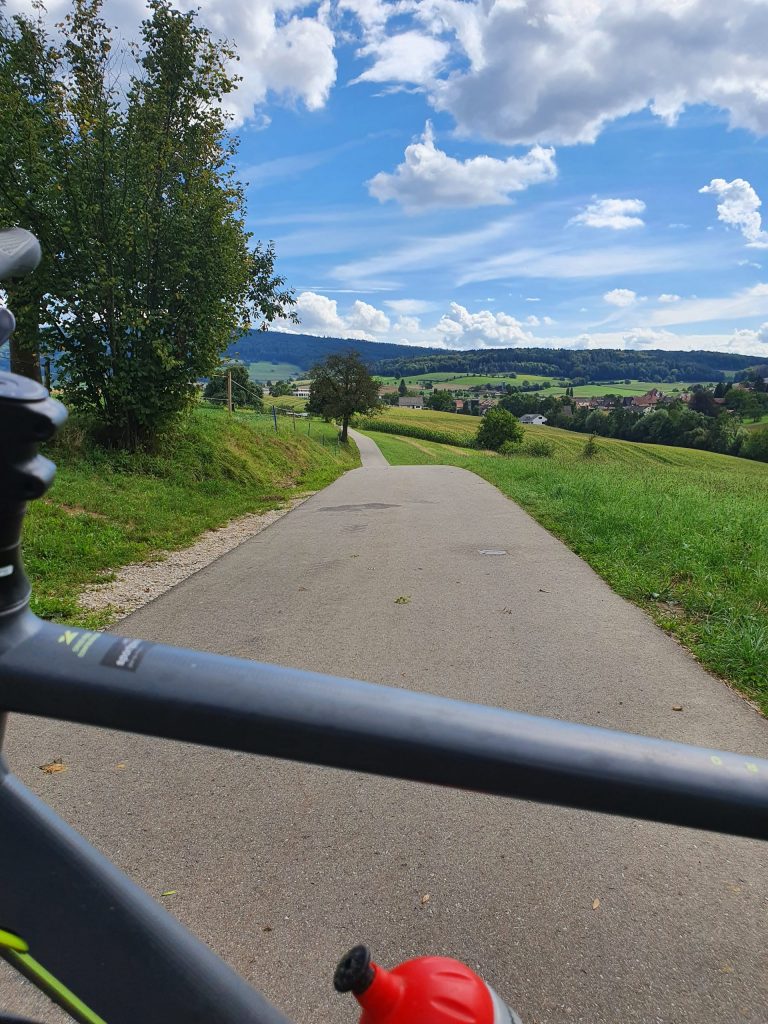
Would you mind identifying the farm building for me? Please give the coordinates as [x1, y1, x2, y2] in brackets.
[398, 397, 424, 409]
[519, 414, 548, 425]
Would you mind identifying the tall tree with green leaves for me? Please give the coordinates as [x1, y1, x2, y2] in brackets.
[308, 351, 380, 442]
[0, 0, 296, 447]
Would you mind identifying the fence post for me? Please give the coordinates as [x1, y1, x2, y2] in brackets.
[272, 405, 278, 433]
[227, 370, 232, 414]
[292, 410, 296, 432]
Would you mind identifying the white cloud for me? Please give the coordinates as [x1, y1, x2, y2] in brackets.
[651, 282, 768, 326]
[5, 0, 337, 123]
[620, 327, 680, 350]
[699, 178, 768, 248]
[603, 288, 638, 307]
[274, 290, 768, 355]
[727, 323, 768, 352]
[570, 198, 646, 231]
[368, 122, 556, 211]
[435, 303, 535, 346]
[526, 315, 540, 326]
[384, 298, 436, 314]
[353, 30, 449, 86]
[458, 241, 704, 285]
[347, 299, 391, 334]
[525, 296, 541, 302]
[413, 1, 768, 145]
[658, 293, 681, 303]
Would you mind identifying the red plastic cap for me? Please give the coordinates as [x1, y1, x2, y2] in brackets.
[356, 956, 496, 1024]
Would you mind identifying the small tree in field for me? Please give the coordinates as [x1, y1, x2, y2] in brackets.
[307, 351, 380, 442]
[476, 407, 523, 450]
[582, 434, 599, 459]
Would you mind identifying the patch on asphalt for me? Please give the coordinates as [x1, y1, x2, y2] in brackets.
[316, 503, 400, 512]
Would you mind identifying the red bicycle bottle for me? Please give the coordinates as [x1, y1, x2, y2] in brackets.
[334, 945, 522, 1024]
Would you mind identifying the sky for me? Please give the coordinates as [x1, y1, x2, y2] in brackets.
[11, 0, 768, 356]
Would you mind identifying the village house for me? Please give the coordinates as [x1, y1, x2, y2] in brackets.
[291, 386, 311, 398]
[631, 388, 664, 409]
[519, 413, 548, 425]
[398, 396, 424, 409]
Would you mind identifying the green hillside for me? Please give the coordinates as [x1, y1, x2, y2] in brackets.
[358, 410, 768, 712]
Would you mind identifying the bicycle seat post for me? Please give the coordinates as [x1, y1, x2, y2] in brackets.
[0, 373, 67, 632]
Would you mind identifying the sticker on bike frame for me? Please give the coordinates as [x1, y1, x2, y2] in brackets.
[0, 564, 13, 578]
[57, 630, 101, 659]
[101, 636, 152, 672]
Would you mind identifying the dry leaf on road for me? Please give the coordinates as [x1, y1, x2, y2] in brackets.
[592, 898, 600, 910]
[39, 759, 67, 774]
[395, 595, 411, 604]
[160, 890, 177, 897]
[420, 893, 431, 905]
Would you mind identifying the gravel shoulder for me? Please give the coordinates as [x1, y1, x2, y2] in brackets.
[78, 496, 311, 621]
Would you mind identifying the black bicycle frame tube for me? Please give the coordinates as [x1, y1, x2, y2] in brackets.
[2, 611, 767, 841]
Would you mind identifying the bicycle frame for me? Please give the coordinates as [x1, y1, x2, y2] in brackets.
[1, 363, 767, 1024]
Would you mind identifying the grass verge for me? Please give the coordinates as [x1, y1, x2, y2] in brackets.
[362, 428, 768, 714]
[26, 405, 358, 627]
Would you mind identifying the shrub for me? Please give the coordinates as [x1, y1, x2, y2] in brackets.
[582, 434, 599, 459]
[476, 407, 523, 451]
[499, 439, 522, 456]
[523, 438, 554, 458]
[741, 427, 768, 463]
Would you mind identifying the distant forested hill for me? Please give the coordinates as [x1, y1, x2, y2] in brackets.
[1, 330, 759, 382]
[227, 331, 758, 382]
[225, 331, 445, 369]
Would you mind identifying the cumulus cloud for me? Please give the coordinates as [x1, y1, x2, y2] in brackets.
[353, 30, 449, 86]
[728, 323, 768, 351]
[699, 178, 768, 248]
[604, 288, 638, 307]
[418, 1, 768, 145]
[435, 303, 535, 346]
[570, 198, 646, 231]
[5, 0, 337, 123]
[620, 327, 680, 349]
[368, 122, 556, 211]
[658, 293, 681, 303]
[287, 292, 390, 340]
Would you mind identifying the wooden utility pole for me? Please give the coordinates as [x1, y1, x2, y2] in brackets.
[226, 370, 232, 414]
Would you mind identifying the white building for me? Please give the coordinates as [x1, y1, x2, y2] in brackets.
[292, 386, 311, 398]
[519, 414, 547, 425]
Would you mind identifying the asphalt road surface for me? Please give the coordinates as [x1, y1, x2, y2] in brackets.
[3, 429, 767, 1023]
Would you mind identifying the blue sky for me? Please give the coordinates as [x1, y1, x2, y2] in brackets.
[13, 0, 768, 355]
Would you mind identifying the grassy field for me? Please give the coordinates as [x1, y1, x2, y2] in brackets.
[358, 415, 768, 713]
[244, 360, 304, 382]
[539, 380, 702, 398]
[376, 374, 710, 396]
[744, 414, 768, 431]
[266, 394, 309, 412]
[377, 372, 559, 389]
[26, 405, 357, 628]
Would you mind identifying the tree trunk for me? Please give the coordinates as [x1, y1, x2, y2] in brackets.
[340, 415, 349, 442]
[7, 280, 42, 383]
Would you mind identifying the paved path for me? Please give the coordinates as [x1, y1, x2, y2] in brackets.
[3, 434, 767, 1024]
